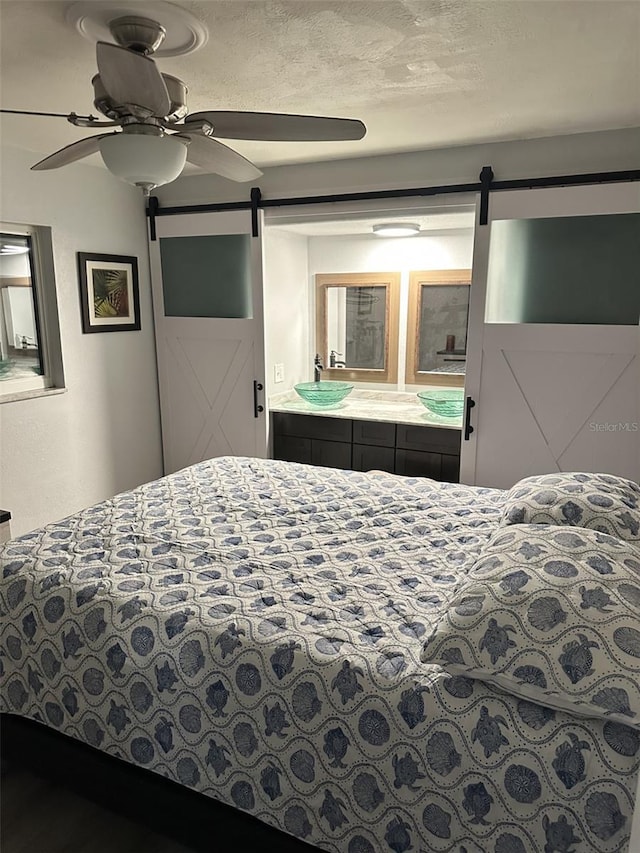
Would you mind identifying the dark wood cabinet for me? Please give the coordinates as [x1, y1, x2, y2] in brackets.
[272, 412, 461, 482]
[272, 414, 353, 470]
[396, 423, 460, 454]
[311, 439, 352, 469]
[352, 443, 396, 473]
[273, 434, 312, 464]
[272, 413, 352, 443]
[352, 420, 396, 447]
[441, 454, 461, 483]
[395, 448, 443, 479]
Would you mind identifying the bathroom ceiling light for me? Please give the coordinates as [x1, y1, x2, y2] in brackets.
[372, 222, 421, 237]
[0, 240, 29, 255]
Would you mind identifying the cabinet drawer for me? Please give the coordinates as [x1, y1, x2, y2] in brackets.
[396, 424, 460, 454]
[395, 449, 443, 479]
[272, 412, 352, 442]
[353, 419, 396, 448]
[273, 434, 312, 464]
[352, 444, 395, 473]
[311, 440, 352, 470]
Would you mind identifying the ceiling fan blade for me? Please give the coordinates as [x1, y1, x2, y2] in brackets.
[184, 111, 367, 142]
[178, 134, 262, 182]
[96, 42, 171, 116]
[31, 133, 114, 171]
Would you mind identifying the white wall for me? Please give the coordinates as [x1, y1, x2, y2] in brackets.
[156, 127, 640, 207]
[307, 230, 474, 388]
[263, 228, 310, 397]
[0, 145, 163, 536]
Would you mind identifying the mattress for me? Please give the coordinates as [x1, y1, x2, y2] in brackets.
[1, 456, 638, 852]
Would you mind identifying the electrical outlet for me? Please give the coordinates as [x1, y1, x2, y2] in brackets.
[274, 363, 284, 383]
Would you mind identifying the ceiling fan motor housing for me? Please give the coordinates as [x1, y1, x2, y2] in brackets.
[109, 15, 166, 55]
[91, 73, 188, 121]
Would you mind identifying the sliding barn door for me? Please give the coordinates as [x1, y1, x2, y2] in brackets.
[149, 210, 267, 475]
[461, 182, 640, 489]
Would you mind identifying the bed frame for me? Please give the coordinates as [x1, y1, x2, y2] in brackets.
[1, 714, 314, 852]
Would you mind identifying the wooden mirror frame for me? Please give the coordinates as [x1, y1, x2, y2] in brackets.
[316, 272, 400, 383]
[405, 269, 471, 387]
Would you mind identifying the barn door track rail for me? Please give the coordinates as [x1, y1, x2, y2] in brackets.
[146, 166, 640, 240]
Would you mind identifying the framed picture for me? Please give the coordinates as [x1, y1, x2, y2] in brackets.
[77, 252, 141, 333]
[356, 286, 375, 316]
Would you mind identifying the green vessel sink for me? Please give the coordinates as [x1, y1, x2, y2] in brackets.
[294, 381, 354, 407]
[417, 388, 464, 418]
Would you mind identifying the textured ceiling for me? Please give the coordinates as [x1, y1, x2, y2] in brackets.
[1, 0, 639, 173]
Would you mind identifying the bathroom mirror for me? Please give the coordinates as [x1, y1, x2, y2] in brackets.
[0, 233, 43, 382]
[406, 269, 471, 387]
[316, 272, 400, 382]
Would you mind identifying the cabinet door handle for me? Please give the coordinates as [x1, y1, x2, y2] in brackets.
[464, 396, 476, 441]
[253, 381, 264, 418]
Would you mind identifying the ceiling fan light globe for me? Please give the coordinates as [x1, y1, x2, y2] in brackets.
[98, 133, 187, 191]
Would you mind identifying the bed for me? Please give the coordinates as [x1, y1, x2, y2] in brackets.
[1, 456, 639, 852]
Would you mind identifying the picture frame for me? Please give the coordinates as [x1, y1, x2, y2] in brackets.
[77, 252, 141, 333]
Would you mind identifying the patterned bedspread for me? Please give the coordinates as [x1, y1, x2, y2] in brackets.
[1, 457, 638, 852]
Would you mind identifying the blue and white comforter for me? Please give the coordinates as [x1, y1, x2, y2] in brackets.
[1, 457, 638, 852]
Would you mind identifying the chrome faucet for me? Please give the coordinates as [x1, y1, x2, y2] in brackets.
[314, 353, 323, 383]
[330, 350, 346, 368]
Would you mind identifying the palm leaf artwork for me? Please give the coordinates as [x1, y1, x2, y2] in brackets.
[91, 268, 129, 318]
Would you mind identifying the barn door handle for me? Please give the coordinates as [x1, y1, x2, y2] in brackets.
[464, 396, 476, 440]
[253, 381, 264, 418]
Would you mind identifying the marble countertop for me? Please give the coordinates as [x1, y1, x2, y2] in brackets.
[269, 389, 463, 430]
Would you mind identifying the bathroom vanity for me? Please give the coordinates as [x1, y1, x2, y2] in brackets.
[270, 391, 462, 481]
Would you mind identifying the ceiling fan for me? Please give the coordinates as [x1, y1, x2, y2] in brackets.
[2, 14, 366, 195]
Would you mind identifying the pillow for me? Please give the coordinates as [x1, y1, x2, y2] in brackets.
[499, 472, 640, 542]
[421, 524, 640, 728]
